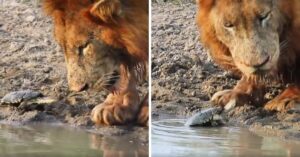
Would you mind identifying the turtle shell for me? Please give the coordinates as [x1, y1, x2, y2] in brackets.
[1, 90, 42, 105]
[185, 107, 222, 127]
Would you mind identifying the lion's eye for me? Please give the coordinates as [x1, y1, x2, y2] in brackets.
[77, 42, 89, 56]
[223, 22, 234, 29]
[259, 11, 271, 24]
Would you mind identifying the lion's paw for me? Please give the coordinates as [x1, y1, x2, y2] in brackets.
[264, 97, 299, 112]
[91, 92, 140, 125]
[136, 103, 148, 126]
[211, 89, 249, 110]
[264, 86, 300, 112]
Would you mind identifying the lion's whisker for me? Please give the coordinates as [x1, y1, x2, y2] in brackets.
[103, 75, 120, 80]
[280, 39, 289, 51]
[102, 72, 116, 77]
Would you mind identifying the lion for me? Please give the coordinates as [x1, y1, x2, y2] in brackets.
[197, 0, 300, 111]
[43, 0, 148, 126]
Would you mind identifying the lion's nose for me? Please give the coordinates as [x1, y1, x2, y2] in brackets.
[70, 83, 89, 92]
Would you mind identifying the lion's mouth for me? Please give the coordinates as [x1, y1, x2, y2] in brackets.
[236, 56, 274, 76]
[253, 56, 270, 69]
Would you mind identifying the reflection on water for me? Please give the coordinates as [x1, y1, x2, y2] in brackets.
[0, 124, 147, 157]
[152, 119, 300, 157]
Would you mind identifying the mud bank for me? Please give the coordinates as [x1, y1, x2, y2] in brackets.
[151, 2, 300, 141]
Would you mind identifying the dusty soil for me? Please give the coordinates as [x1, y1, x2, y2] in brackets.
[0, 0, 148, 144]
[151, 2, 300, 141]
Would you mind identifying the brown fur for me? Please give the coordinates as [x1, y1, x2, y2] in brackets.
[197, 0, 300, 111]
[43, 0, 148, 125]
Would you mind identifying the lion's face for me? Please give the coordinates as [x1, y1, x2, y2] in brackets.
[56, 19, 123, 92]
[211, 0, 282, 76]
[62, 32, 121, 92]
[45, 0, 148, 92]
[44, 0, 129, 92]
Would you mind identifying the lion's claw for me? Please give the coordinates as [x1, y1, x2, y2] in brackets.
[211, 89, 251, 111]
[211, 90, 238, 110]
[91, 92, 140, 125]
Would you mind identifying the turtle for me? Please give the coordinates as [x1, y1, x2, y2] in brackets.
[185, 107, 224, 127]
[184, 97, 238, 127]
[1, 90, 57, 109]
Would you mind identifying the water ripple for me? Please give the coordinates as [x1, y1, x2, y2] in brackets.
[152, 119, 295, 157]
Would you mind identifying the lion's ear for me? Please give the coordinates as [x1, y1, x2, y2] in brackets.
[89, 0, 122, 24]
[43, 0, 66, 16]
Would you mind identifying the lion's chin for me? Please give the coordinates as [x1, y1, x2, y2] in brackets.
[240, 67, 280, 84]
[236, 61, 279, 83]
[243, 68, 275, 77]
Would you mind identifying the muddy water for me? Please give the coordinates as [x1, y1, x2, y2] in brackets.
[152, 119, 300, 157]
[0, 124, 147, 157]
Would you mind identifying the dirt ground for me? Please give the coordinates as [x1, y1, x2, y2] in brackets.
[151, 2, 300, 141]
[0, 0, 148, 144]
